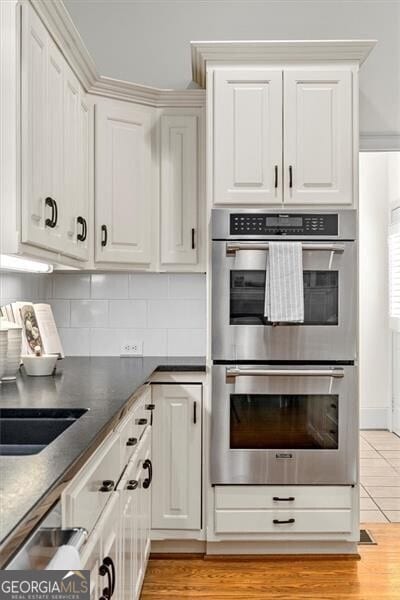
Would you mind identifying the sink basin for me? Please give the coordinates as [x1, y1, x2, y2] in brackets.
[0, 408, 88, 456]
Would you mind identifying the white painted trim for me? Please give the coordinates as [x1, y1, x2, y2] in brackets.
[151, 540, 206, 553]
[29, 0, 205, 107]
[191, 40, 377, 87]
[360, 407, 390, 430]
[360, 134, 400, 152]
[205, 541, 359, 555]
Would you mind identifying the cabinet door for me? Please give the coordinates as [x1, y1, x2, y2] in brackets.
[151, 384, 202, 530]
[63, 72, 90, 261]
[21, 4, 55, 249]
[63, 65, 80, 255]
[81, 527, 101, 600]
[119, 455, 142, 600]
[160, 115, 198, 265]
[212, 69, 282, 205]
[95, 101, 153, 264]
[99, 493, 121, 600]
[283, 70, 353, 205]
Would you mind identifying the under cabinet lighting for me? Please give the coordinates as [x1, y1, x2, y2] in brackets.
[0, 254, 53, 273]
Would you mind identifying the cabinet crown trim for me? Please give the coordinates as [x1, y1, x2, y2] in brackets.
[30, 0, 205, 107]
[191, 39, 377, 87]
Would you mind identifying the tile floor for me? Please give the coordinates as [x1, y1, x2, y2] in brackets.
[360, 430, 400, 523]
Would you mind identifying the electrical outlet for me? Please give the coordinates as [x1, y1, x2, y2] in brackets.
[120, 341, 143, 356]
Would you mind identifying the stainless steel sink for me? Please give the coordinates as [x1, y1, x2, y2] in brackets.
[0, 408, 88, 456]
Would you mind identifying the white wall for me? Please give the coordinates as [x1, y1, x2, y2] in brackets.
[0, 272, 206, 357]
[359, 153, 391, 428]
[64, 0, 400, 138]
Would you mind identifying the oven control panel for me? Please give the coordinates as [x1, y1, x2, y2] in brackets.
[230, 213, 339, 236]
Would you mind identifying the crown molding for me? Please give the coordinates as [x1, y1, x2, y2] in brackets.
[29, 0, 205, 108]
[360, 133, 400, 152]
[191, 39, 377, 87]
[90, 76, 205, 108]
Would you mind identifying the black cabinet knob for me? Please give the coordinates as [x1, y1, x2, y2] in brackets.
[126, 437, 138, 447]
[99, 479, 115, 492]
[127, 480, 138, 490]
[136, 418, 147, 425]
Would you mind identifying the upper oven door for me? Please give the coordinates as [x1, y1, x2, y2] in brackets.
[212, 240, 356, 361]
[211, 364, 358, 485]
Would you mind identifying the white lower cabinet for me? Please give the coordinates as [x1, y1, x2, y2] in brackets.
[64, 387, 152, 600]
[151, 384, 202, 530]
[214, 485, 354, 536]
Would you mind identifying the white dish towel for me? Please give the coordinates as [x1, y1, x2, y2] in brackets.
[264, 241, 304, 323]
[46, 545, 81, 570]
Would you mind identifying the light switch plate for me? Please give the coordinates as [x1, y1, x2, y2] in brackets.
[120, 341, 143, 356]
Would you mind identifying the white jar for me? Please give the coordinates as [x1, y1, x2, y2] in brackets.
[1, 320, 22, 381]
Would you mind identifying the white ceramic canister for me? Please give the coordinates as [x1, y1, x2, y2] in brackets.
[0, 326, 8, 382]
[1, 319, 22, 381]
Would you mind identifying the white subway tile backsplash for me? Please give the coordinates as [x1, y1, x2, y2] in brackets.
[4, 272, 206, 357]
[91, 273, 129, 299]
[168, 274, 206, 299]
[71, 299, 108, 328]
[90, 328, 167, 356]
[58, 327, 90, 356]
[167, 329, 206, 356]
[49, 299, 70, 328]
[129, 273, 168, 299]
[53, 274, 90, 299]
[148, 299, 206, 329]
[109, 300, 147, 328]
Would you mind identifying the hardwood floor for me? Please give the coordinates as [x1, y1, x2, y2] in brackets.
[141, 524, 400, 599]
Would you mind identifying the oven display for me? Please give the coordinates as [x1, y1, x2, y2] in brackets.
[230, 213, 339, 236]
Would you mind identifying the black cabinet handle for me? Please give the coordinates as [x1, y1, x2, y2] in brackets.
[99, 561, 112, 599]
[143, 458, 152, 489]
[273, 496, 295, 502]
[193, 400, 197, 424]
[289, 165, 293, 189]
[273, 518, 295, 524]
[136, 418, 147, 425]
[274, 165, 278, 189]
[101, 224, 108, 247]
[330, 403, 337, 409]
[126, 437, 138, 447]
[77, 216, 87, 241]
[103, 557, 115, 596]
[127, 479, 138, 490]
[99, 479, 115, 492]
[191, 228, 196, 250]
[145, 404, 155, 426]
[45, 197, 57, 228]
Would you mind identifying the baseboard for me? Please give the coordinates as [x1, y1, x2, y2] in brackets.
[151, 540, 206, 554]
[360, 407, 390, 429]
[205, 541, 359, 556]
[392, 407, 400, 434]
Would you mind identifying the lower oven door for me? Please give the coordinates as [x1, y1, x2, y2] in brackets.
[211, 364, 357, 485]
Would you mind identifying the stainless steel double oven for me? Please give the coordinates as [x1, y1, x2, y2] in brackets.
[211, 208, 358, 485]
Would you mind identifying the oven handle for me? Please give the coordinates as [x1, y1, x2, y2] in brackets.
[226, 242, 345, 255]
[226, 367, 345, 381]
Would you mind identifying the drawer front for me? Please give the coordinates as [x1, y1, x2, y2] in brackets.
[118, 386, 152, 469]
[215, 509, 352, 534]
[63, 433, 120, 533]
[215, 486, 352, 510]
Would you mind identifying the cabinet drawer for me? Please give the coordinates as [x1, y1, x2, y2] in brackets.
[62, 433, 120, 534]
[118, 386, 152, 469]
[215, 486, 352, 510]
[215, 509, 352, 534]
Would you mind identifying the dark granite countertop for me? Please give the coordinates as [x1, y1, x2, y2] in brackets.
[0, 356, 205, 562]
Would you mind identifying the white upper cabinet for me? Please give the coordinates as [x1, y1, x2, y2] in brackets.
[283, 70, 353, 205]
[160, 113, 200, 266]
[95, 101, 153, 265]
[212, 69, 283, 204]
[151, 384, 202, 530]
[20, 3, 90, 260]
